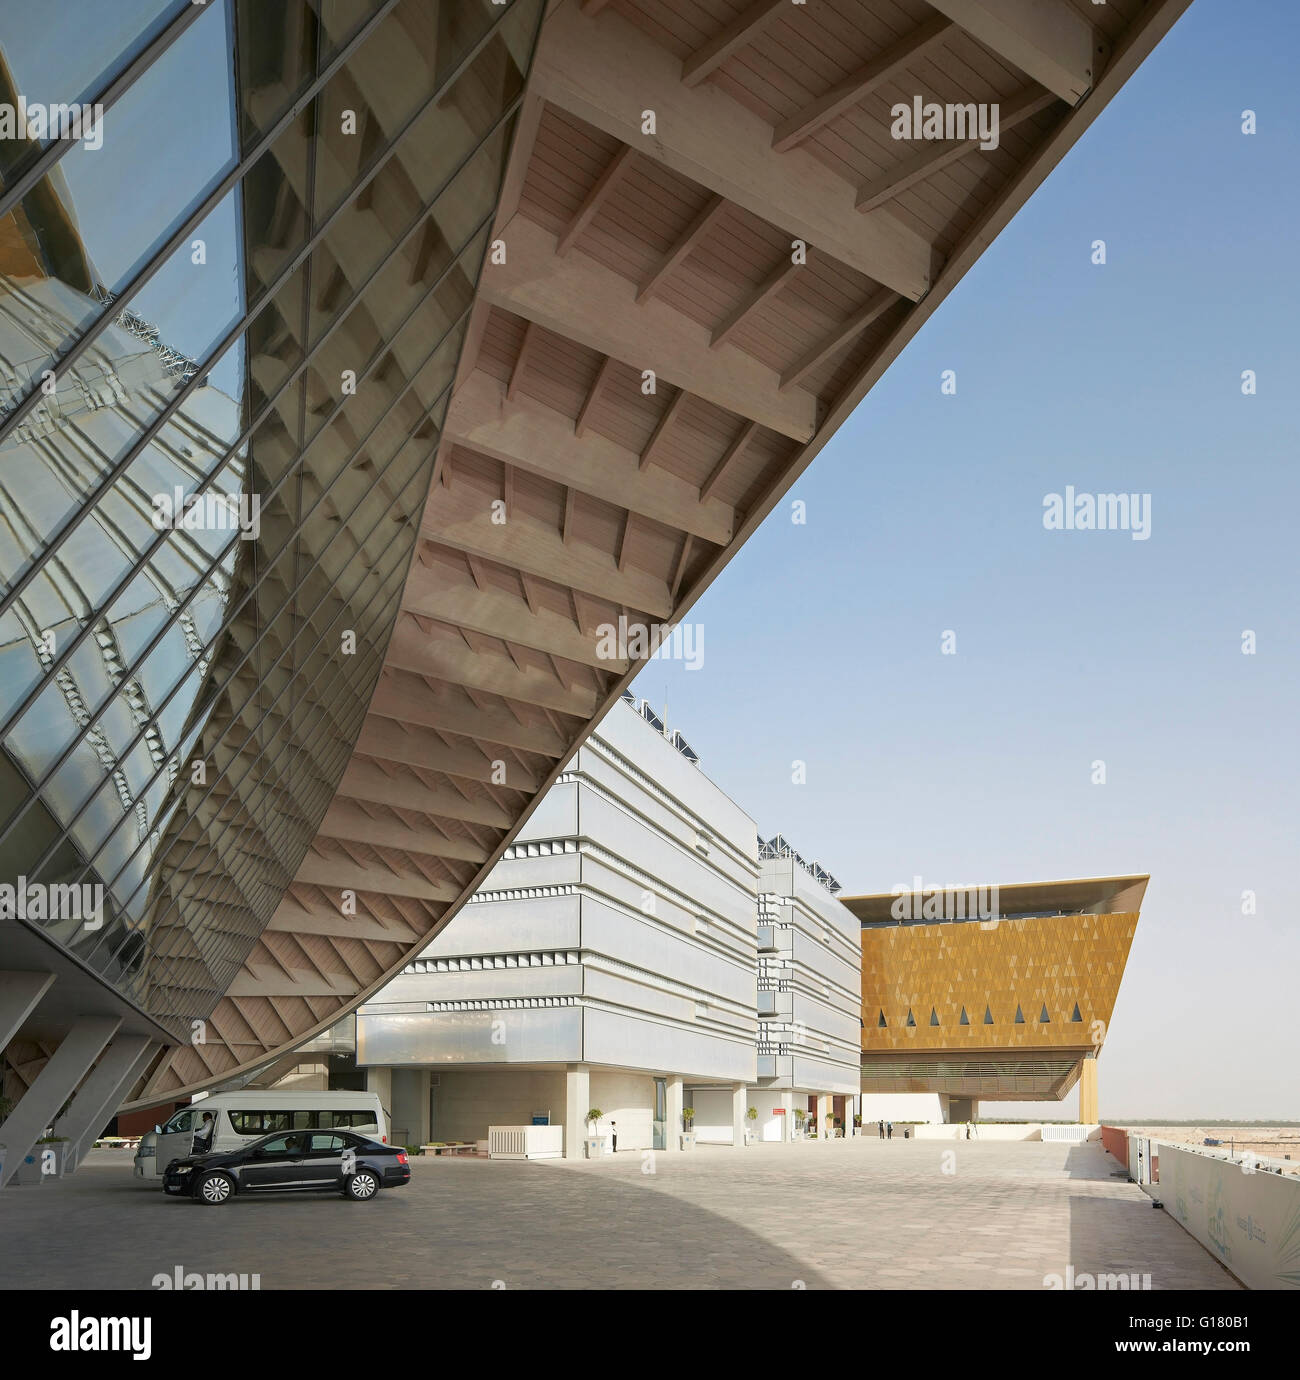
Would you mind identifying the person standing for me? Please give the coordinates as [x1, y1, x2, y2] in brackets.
[878, 1119, 884, 1140]
[193, 1110, 216, 1154]
[886, 1121, 893, 1140]
[610, 1119, 618, 1153]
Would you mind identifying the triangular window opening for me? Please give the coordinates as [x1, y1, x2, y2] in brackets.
[877, 1010, 887, 1028]
[983, 1006, 994, 1024]
[959, 1007, 970, 1026]
[1071, 1003, 1083, 1023]
[1039, 1004, 1051, 1023]
[905, 1009, 916, 1027]
[929, 1008, 940, 1026]
[1014, 1004, 1025, 1024]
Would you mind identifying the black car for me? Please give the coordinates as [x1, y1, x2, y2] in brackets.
[162, 1129, 410, 1205]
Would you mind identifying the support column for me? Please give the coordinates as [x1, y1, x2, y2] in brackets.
[0, 1016, 119, 1188]
[0, 971, 55, 1050]
[731, 1083, 747, 1149]
[416, 1069, 432, 1145]
[565, 1064, 590, 1159]
[1078, 1052, 1099, 1124]
[52, 1035, 155, 1177]
[665, 1075, 683, 1151]
[779, 1091, 795, 1143]
[365, 1066, 392, 1140]
[817, 1092, 832, 1143]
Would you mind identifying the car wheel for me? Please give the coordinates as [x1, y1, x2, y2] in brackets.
[195, 1171, 234, 1205]
[344, 1169, 380, 1201]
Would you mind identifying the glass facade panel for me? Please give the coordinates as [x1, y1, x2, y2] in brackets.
[0, 0, 545, 1041]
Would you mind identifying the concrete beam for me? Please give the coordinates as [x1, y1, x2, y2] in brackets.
[446, 371, 735, 544]
[928, 0, 1097, 104]
[51, 1035, 155, 1176]
[483, 215, 817, 440]
[0, 1017, 119, 1188]
[0, 970, 56, 1050]
[530, 2, 934, 300]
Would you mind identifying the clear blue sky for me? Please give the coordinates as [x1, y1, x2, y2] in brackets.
[633, 0, 1300, 1121]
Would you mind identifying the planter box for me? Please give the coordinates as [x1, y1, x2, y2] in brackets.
[10, 1142, 68, 1184]
[680, 1132, 697, 1151]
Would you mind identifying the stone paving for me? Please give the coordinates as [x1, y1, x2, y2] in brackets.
[0, 1138, 1239, 1290]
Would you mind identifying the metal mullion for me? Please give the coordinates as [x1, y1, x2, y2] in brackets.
[13, 331, 464, 909]
[125, 534, 417, 1008]
[92, 455, 434, 970]
[0, 2, 212, 223]
[144, 564, 413, 998]
[0, 0, 411, 455]
[3, 299, 468, 885]
[0, 193, 495, 759]
[40, 321, 468, 906]
[0, 12, 520, 621]
[89, 477, 422, 1002]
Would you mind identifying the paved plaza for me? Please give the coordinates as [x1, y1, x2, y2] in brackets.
[0, 1138, 1238, 1290]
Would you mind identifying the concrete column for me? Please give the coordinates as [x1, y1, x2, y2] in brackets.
[817, 1093, 832, 1143]
[0, 1016, 119, 1188]
[779, 1090, 795, 1143]
[565, 1064, 590, 1159]
[416, 1069, 432, 1145]
[731, 1083, 747, 1149]
[365, 1066, 392, 1140]
[1079, 1052, 1099, 1123]
[665, 1075, 683, 1151]
[52, 1035, 155, 1177]
[0, 971, 55, 1050]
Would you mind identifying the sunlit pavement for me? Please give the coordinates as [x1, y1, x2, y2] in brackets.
[0, 1139, 1239, 1290]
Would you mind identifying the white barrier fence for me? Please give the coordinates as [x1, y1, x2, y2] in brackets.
[1141, 1140, 1300, 1289]
[1041, 1123, 1101, 1143]
[487, 1125, 564, 1160]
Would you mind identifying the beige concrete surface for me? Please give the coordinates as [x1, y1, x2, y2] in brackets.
[0, 1138, 1239, 1290]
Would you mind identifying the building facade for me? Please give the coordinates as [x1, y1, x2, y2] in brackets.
[356, 696, 761, 1156]
[845, 877, 1148, 1124]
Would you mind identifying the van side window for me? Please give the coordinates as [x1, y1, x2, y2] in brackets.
[163, 1110, 195, 1133]
[228, 1112, 265, 1135]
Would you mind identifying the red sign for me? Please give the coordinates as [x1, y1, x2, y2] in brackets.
[773, 1108, 786, 1114]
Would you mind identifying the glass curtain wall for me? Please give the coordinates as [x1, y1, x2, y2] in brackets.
[0, 0, 544, 1038]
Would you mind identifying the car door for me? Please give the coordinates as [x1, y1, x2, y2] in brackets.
[238, 1133, 308, 1190]
[153, 1109, 199, 1174]
[299, 1132, 350, 1187]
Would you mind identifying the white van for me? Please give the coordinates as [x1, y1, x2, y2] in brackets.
[134, 1090, 387, 1178]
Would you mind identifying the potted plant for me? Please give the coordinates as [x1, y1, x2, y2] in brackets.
[585, 1108, 605, 1158]
[744, 1106, 758, 1145]
[834, 1116, 844, 1139]
[680, 1107, 696, 1151]
[853, 1114, 862, 1137]
[792, 1108, 806, 1139]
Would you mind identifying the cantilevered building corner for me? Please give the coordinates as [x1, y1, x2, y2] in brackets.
[843, 876, 1149, 1123]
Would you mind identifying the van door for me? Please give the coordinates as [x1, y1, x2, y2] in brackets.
[153, 1109, 200, 1175]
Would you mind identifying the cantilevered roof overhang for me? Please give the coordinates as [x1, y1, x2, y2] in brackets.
[844, 874, 1151, 925]
[131, 0, 1191, 1104]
